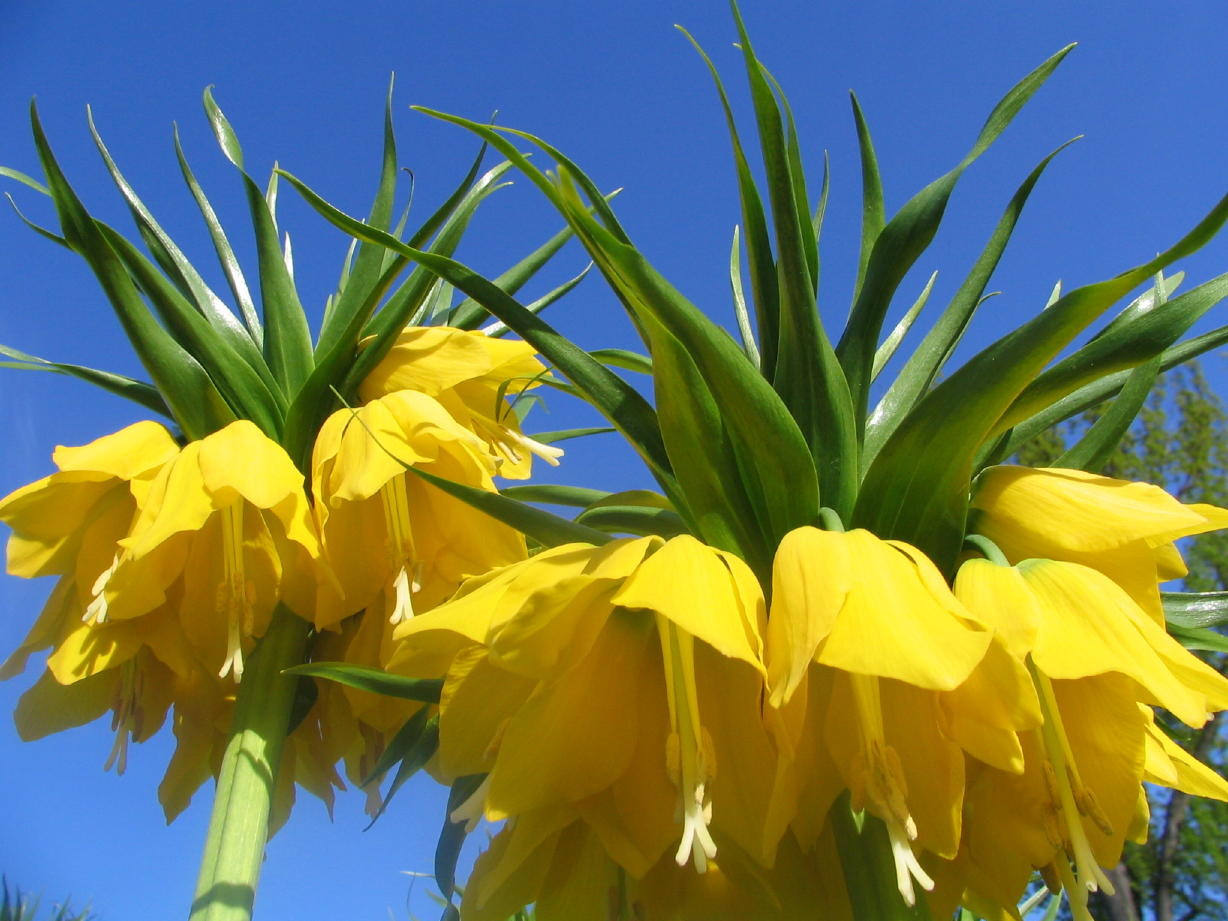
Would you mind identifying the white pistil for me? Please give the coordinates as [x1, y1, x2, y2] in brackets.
[104, 661, 142, 774]
[848, 674, 934, 905]
[217, 503, 251, 680]
[380, 476, 422, 623]
[657, 617, 718, 873]
[83, 552, 123, 624]
[1029, 663, 1116, 919]
[500, 428, 564, 467]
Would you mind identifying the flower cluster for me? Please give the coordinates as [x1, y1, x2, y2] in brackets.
[383, 467, 1228, 921]
[0, 326, 549, 821]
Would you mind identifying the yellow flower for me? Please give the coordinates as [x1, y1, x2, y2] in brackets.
[765, 527, 1038, 907]
[311, 390, 527, 627]
[950, 556, 1228, 920]
[391, 534, 781, 881]
[100, 419, 322, 680]
[459, 805, 851, 921]
[971, 465, 1228, 620]
[358, 325, 562, 478]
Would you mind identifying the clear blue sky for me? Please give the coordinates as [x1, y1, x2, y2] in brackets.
[3, 1, 1228, 919]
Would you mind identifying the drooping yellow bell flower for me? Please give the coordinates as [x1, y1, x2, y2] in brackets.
[950, 556, 1228, 920]
[459, 804, 852, 921]
[970, 465, 1228, 621]
[311, 390, 527, 628]
[0, 420, 181, 667]
[391, 534, 782, 882]
[765, 526, 1038, 908]
[358, 325, 562, 478]
[97, 419, 323, 680]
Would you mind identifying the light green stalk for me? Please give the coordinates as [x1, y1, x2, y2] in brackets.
[189, 606, 310, 921]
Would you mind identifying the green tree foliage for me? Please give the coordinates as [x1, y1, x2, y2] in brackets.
[1015, 360, 1228, 921]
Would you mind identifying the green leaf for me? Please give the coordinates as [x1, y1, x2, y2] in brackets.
[4, 190, 69, 247]
[837, 45, 1076, 428]
[0, 344, 172, 418]
[850, 92, 886, 303]
[450, 218, 591, 330]
[871, 271, 936, 382]
[363, 711, 439, 825]
[173, 125, 262, 344]
[529, 426, 614, 443]
[277, 166, 678, 495]
[404, 462, 613, 548]
[500, 484, 611, 507]
[435, 774, 486, 912]
[87, 108, 273, 392]
[992, 321, 1228, 462]
[729, 226, 761, 368]
[1004, 270, 1228, 427]
[575, 505, 688, 538]
[588, 347, 652, 375]
[864, 140, 1077, 468]
[282, 663, 443, 702]
[1168, 622, 1228, 654]
[0, 164, 50, 195]
[1163, 591, 1228, 629]
[728, 12, 857, 515]
[313, 77, 402, 358]
[29, 101, 234, 440]
[1055, 354, 1161, 472]
[278, 161, 514, 468]
[678, 26, 780, 375]
[97, 223, 286, 436]
[857, 190, 1228, 573]
[203, 88, 314, 396]
[478, 263, 592, 339]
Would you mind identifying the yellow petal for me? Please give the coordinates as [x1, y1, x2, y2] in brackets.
[52, 419, 179, 478]
[1022, 559, 1228, 726]
[973, 466, 1213, 554]
[766, 526, 852, 707]
[1142, 709, 1228, 801]
[612, 534, 765, 673]
[952, 558, 1041, 661]
[816, 530, 991, 690]
[485, 613, 651, 818]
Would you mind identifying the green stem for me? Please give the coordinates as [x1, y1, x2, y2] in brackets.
[189, 605, 311, 921]
[829, 794, 935, 921]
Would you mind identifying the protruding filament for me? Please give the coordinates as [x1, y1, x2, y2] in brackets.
[83, 552, 123, 624]
[500, 428, 564, 467]
[217, 503, 253, 680]
[1028, 663, 1116, 921]
[380, 476, 422, 624]
[656, 617, 717, 873]
[104, 660, 143, 774]
[848, 674, 934, 906]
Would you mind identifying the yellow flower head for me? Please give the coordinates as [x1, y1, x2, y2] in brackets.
[392, 535, 780, 881]
[765, 527, 1037, 908]
[311, 390, 527, 628]
[358, 325, 561, 478]
[952, 555, 1228, 920]
[101, 420, 322, 680]
[971, 465, 1228, 620]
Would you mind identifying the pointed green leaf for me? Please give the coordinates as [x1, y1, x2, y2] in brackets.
[857, 190, 1228, 572]
[277, 166, 677, 495]
[0, 344, 172, 417]
[863, 139, 1077, 468]
[500, 484, 611, 507]
[837, 45, 1076, 426]
[29, 101, 233, 440]
[363, 712, 439, 824]
[282, 663, 443, 702]
[1163, 591, 1228, 629]
[575, 505, 688, 538]
[850, 92, 885, 302]
[871, 270, 936, 382]
[203, 88, 313, 395]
